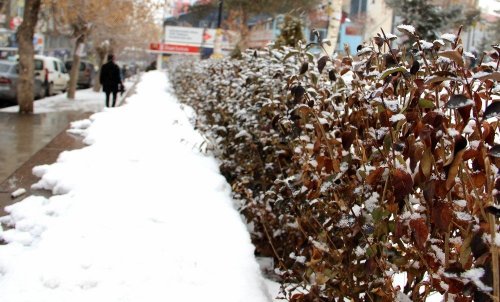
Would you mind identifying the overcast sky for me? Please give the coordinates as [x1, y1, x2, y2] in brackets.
[479, 0, 500, 15]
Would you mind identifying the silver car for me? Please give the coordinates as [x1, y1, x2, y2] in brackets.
[64, 60, 95, 88]
[0, 60, 45, 104]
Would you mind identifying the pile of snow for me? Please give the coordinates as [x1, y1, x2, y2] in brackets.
[0, 71, 271, 302]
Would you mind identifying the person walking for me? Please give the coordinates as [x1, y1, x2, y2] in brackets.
[100, 54, 123, 107]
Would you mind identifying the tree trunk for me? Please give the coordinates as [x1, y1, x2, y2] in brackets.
[324, 0, 343, 56]
[93, 46, 107, 92]
[67, 35, 85, 99]
[16, 0, 41, 114]
[235, 8, 250, 51]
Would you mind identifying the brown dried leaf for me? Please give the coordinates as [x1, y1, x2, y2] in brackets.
[424, 76, 454, 85]
[379, 110, 392, 127]
[473, 92, 483, 112]
[471, 232, 488, 258]
[365, 257, 379, 275]
[317, 56, 329, 74]
[420, 148, 433, 179]
[290, 293, 305, 302]
[392, 169, 413, 204]
[470, 172, 487, 189]
[341, 130, 355, 150]
[422, 111, 444, 128]
[438, 50, 464, 67]
[316, 155, 325, 173]
[313, 138, 321, 153]
[410, 218, 429, 249]
[432, 202, 453, 231]
[463, 148, 479, 161]
[324, 157, 334, 173]
[299, 62, 309, 75]
[458, 105, 472, 123]
[291, 85, 306, 102]
[414, 78, 425, 95]
[395, 219, 407, 239]
[483, 121, 495, 146]
[371, 287, 389, 298]
[342, 57, 353, 66]
[340, 67, 351, 76]
[366, 167, 385, 186]
[475, 71, 500, 81]
[445, 136, 467, 190]
[423, 180, 436, 204]
[328, 69, 337, 82]
[419, 124, 433, 149]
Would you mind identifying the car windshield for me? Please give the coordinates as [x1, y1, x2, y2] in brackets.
[65, 61, 87, 71]
[34, 59, 43, 70]
[0, 62, 12, 73]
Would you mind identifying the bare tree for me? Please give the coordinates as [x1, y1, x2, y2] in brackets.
[190, 0, 321, 50]
[90, 2, 160, 91]
[42, 0, 160, 98]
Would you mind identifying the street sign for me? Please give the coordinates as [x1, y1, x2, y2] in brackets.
[165, 26, 204, 45]
[149, 43, 200, 55]
[33, 33, 44, 53]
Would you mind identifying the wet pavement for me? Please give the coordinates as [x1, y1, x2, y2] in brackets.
[0, 111, 90, 181]
[0, 111, 91, 216]
[0, 80, 139, 216]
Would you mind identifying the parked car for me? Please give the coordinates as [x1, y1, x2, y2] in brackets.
[64, 60, 95, 88]
[0, 60, 45, 104]
[34, 55, 69, 96]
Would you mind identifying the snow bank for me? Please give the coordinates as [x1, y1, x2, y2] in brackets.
[0, 71, 271, 302]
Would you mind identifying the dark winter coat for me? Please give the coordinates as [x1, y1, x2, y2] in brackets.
[100, 61, 122, 93]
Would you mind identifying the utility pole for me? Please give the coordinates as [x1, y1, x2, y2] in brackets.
[211, 0, 223, 59]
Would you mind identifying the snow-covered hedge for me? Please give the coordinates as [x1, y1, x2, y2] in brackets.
[168, 27, 500, 301]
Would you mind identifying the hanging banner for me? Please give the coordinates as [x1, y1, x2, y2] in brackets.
[149, 26, 237, 55]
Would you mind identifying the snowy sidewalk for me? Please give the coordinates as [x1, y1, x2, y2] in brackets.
[0, 71, 272, 302]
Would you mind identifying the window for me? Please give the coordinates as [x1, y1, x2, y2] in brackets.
[310, 29, 326, 42]
[53, 61, 59, 71]
[274, 17, 284, 31]
[60, 62, 67, 73]
[0, 63, 11, 73]
[34, 59, 43, 70]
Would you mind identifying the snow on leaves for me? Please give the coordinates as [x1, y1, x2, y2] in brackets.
[445, 94, 474, 109]
[168, 24, 500, 301]
[397, 24, 416, 35]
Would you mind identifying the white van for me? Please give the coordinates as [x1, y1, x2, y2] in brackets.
[34, 55, 69, 95]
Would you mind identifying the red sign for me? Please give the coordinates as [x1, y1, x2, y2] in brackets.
[10, 16, 22, 30]
[202, 32, 212, 41]
[149, 43, 200, 54]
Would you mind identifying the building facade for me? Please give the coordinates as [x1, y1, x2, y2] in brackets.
[165, 0, 191, 18]
[342, 0, 393, 47]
